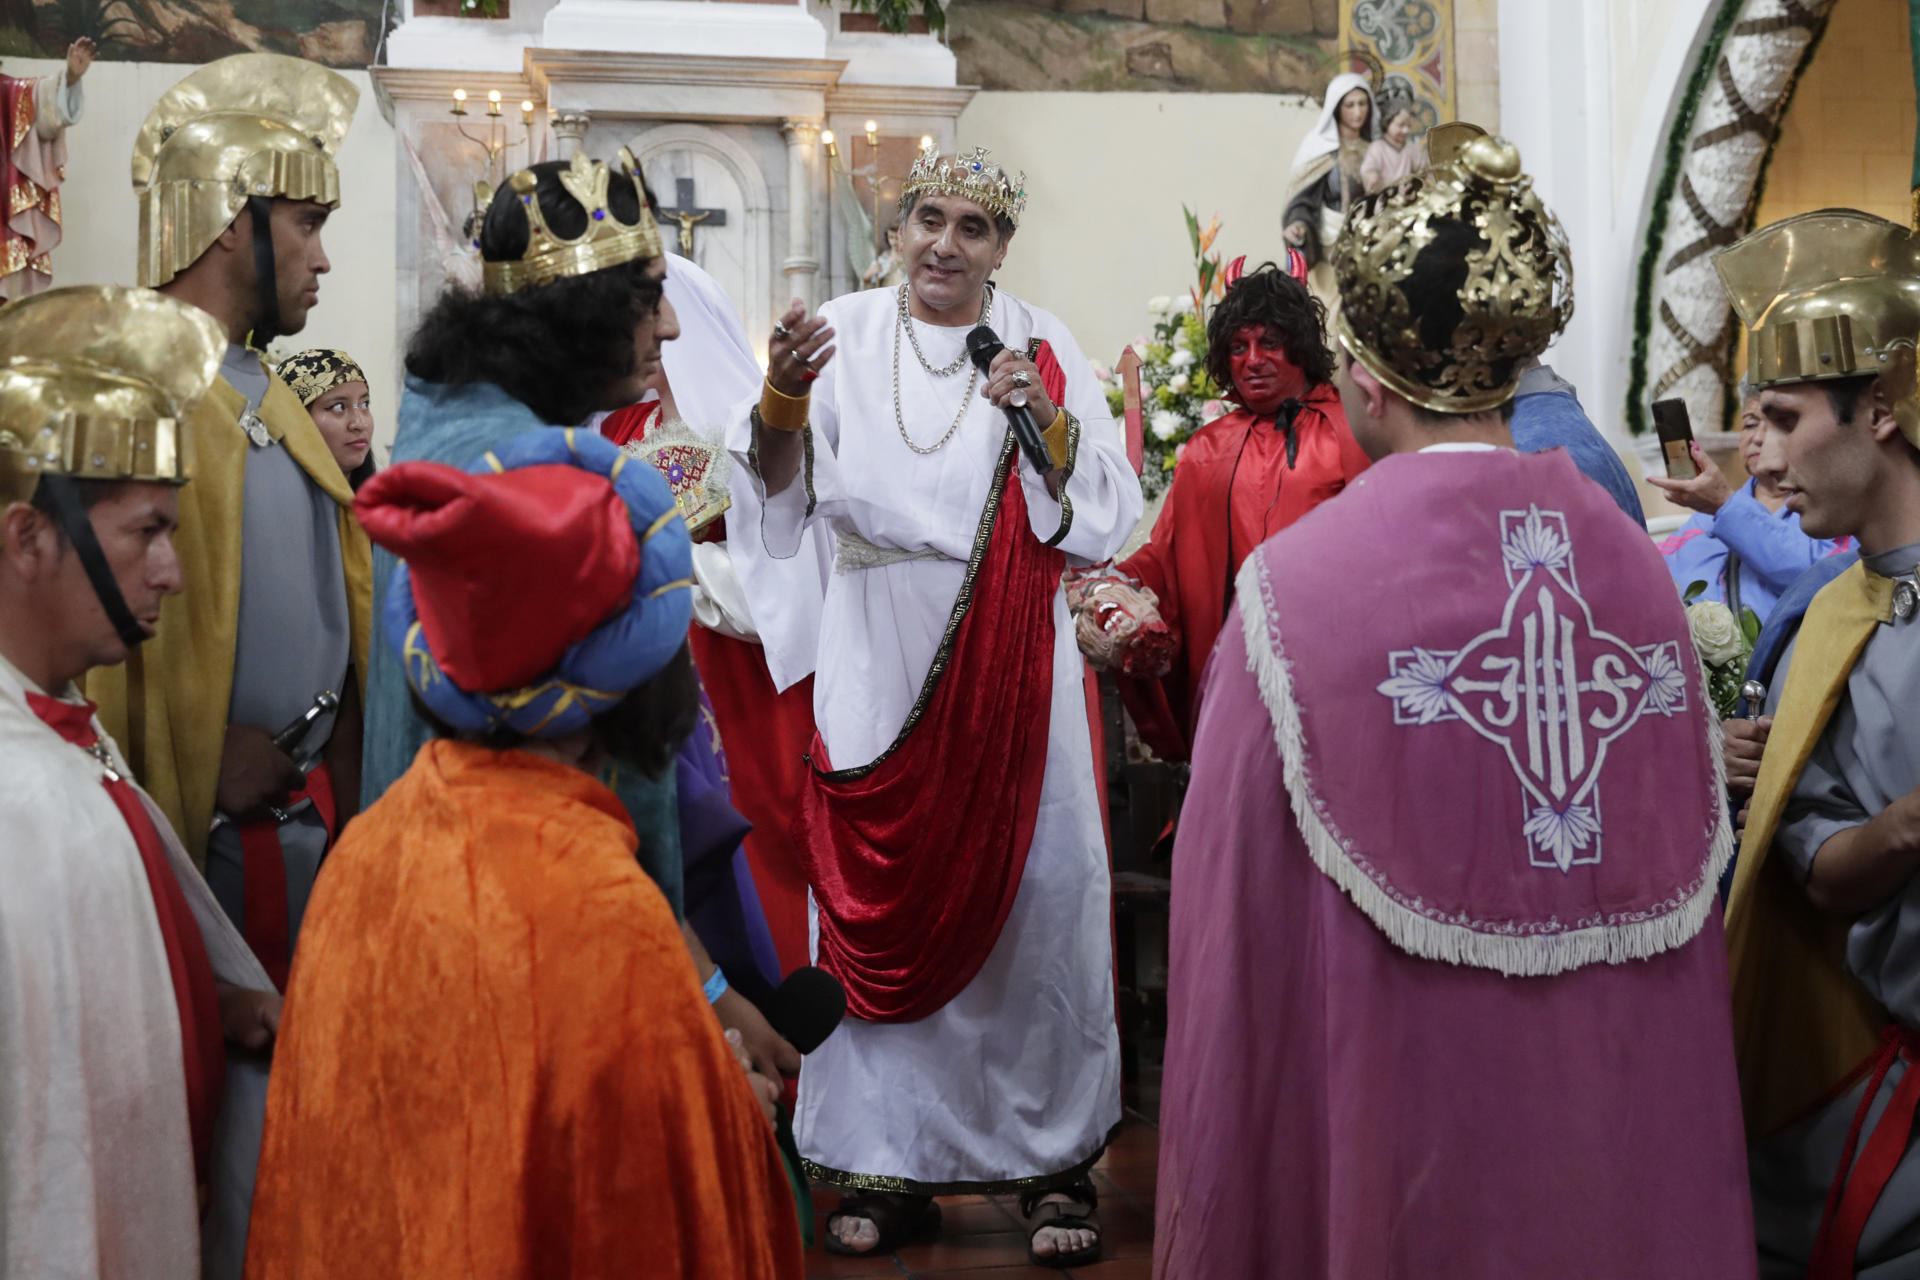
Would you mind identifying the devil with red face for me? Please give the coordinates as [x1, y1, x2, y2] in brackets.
[1073, 260, 1369, 760]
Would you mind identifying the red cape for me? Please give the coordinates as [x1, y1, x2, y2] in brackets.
[1116, 388, 1367, 760]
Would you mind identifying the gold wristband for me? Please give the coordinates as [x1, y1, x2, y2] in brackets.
[758, 379, 810, 433]
[1041, 410, 1070, 470]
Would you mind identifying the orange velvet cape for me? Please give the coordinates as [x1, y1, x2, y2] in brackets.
[245, 740, 803, 1279]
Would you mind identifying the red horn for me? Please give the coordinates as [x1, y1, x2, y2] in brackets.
[1223, 255, 1247, 288]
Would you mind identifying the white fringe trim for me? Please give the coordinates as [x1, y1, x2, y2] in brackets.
[1236, 555, 1737, 978]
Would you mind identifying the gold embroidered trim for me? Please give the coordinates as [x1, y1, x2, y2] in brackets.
[747, 413, 817, 530]
[1043, 410, 1080, 549]
[802, 1137, 1108, 1198]
[813, 432, 1016, 784]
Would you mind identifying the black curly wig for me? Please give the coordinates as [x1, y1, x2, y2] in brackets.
[405, 159, 665, 427]
[1204, 263, 1335, 403]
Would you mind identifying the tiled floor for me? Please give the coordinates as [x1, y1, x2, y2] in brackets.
[802, 1115, 1158, 1279]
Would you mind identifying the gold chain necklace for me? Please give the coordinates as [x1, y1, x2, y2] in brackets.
[892, 284, 994, 456]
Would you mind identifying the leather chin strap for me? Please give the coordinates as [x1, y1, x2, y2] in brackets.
[39, 474, 149, 650]
[247, 196, 283, 348]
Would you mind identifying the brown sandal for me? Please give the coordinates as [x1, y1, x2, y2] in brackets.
[822, 1190, 941, 1257]
[1021, 1179, 1101, 1269]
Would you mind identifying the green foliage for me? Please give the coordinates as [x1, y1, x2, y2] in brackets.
[1682, 579, 1708, 603]
[843, 0, 946, 35]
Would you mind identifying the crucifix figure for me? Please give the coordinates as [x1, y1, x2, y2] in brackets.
[662, 176, 726, 257]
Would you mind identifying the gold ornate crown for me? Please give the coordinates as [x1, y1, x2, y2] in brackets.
[1332, 135, 1573, 414]
[479, 148, 663, 295]
[0, 286, 227, 506]
[899, 144, 1028, 227]
[622, 414, 732, 536]
[1716, 209, 1920, 447]
[131, 53, 358, 289]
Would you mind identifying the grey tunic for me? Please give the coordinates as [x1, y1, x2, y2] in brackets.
[1751, 540, 1920, 1278]
[203, 344, 351, 953]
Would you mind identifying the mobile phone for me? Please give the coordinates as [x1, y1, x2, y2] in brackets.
[1651, 398, 1698, 480]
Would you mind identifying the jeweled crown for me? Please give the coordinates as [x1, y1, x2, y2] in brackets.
[480, 148, 663, 296]
[1332, 135, 1573, 414]
[900, 144, 1028, 227]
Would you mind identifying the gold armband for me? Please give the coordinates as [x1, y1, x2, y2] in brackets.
[758, 379, 810, 433]
[1041, 409, 1071, 470]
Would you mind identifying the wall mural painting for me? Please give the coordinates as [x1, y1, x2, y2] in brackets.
[0, 0, 381, 65]
[1341, 0, 1453, 131]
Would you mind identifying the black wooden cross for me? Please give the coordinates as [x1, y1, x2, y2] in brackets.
[662, 177, 727, 257]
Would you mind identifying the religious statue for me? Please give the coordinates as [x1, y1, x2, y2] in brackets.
[2, 38, 94, 300]
[859, 222, 905, 290]
[672, 206, 710, 256]
[1362, 92, 1426, 194]
[1284, 70, 1375, 312]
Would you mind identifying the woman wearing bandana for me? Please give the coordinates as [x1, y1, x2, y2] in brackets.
[276, 348, 376, 489]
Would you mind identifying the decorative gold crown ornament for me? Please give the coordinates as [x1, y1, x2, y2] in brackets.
[899, 144, 1028, 227]
[1332, 135, 1573, 414]
[479, 148, 663, 295]
[131, 53, 358, 289]
[621, 415, 732, 536]
[0, 286, 227, 507]
[1715, 208, 1920, 447]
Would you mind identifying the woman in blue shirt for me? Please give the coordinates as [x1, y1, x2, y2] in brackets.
[1650, 388, 1851, 624]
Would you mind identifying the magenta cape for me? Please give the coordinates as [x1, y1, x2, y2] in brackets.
[1155, 449, 1755, 1277]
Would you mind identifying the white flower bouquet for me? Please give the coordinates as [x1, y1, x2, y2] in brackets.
[1096, 208, 1227, 497]
[1682, 581, 1761, 719]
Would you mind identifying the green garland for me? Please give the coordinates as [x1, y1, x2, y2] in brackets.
[842, 0, 947, 35]
[1624, 0, 1740, 437]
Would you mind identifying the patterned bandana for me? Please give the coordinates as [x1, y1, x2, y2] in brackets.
[275, 348, 367, 408]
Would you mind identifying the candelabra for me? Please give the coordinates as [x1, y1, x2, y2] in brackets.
[451, 88, 538, 238]
[822, 121, 934, 254]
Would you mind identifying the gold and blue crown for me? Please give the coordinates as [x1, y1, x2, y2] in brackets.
[900, 144, 1028, 227]
[479, 147, 663, 295]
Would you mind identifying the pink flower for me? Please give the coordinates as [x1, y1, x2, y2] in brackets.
[1201, 399, 1226, 421]
[1174, 442, 1187, 462]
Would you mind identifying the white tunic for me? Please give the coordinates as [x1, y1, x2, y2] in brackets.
[730, 285, 1141, 1189]
[0, 654, 269, 1278]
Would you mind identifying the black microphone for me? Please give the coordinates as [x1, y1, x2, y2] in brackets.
[966, 325, 1056, 475]
[763, 966, 847, 1055]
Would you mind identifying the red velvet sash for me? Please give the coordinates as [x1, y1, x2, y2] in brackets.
[237, 765, 337, 991]
[798, 345, 1068, 1023]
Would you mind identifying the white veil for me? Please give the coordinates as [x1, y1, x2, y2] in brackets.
[1288, 72, 1376, 186]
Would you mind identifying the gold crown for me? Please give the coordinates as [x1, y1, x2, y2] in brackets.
[480, 149, 663, 295]
[131, 53, 358, 289]
[1332, 135, 1573, 414]
[621, 415, 732, 536]
[899, 144, 1028, 227]
[0, 286, 227, 506]
[1715, 209, 1920, 447]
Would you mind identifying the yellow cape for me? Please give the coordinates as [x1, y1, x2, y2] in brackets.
[1724, 561, 1890, 1136]
[86, 363, 372, 870]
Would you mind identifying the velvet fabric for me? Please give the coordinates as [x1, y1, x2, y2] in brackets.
[27, 691, 226, 1182]
[798, 443, 1065, 1023]
[245, 740, 803, 1279]
[357, 461, 641, 692]
[365, 377, 683, 912]
[1115, 387, 1366, 760]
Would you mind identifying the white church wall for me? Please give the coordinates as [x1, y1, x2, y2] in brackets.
[957, 89, 1321, 375]
[22, 59, 401, 455]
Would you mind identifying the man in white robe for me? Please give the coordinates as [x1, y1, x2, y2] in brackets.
[0, 285, 277, 1280]
[731, 145, 1140, 1266]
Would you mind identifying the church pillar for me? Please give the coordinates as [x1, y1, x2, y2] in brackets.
[782, 119, 823, 309]
[552, 112, 591, 159]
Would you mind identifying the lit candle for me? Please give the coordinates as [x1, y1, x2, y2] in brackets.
[919, 134, 933, 152]
[520, 99, 534, 122]
[821, 129, 838, 158]
[864, 120, 878, 147]
[452, 87, 467, 116]
[487, 88, 502, 117]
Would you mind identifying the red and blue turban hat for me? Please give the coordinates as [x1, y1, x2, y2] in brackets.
[354, 427, 694, 739]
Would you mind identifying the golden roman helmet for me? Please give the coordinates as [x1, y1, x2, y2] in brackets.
[0, 285, 227, 507]
[1332, 135, 1574, 414]
[131, 53, 359, 289]
[479, 148, 663, 295]
[1715, 209, 1920, 446]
